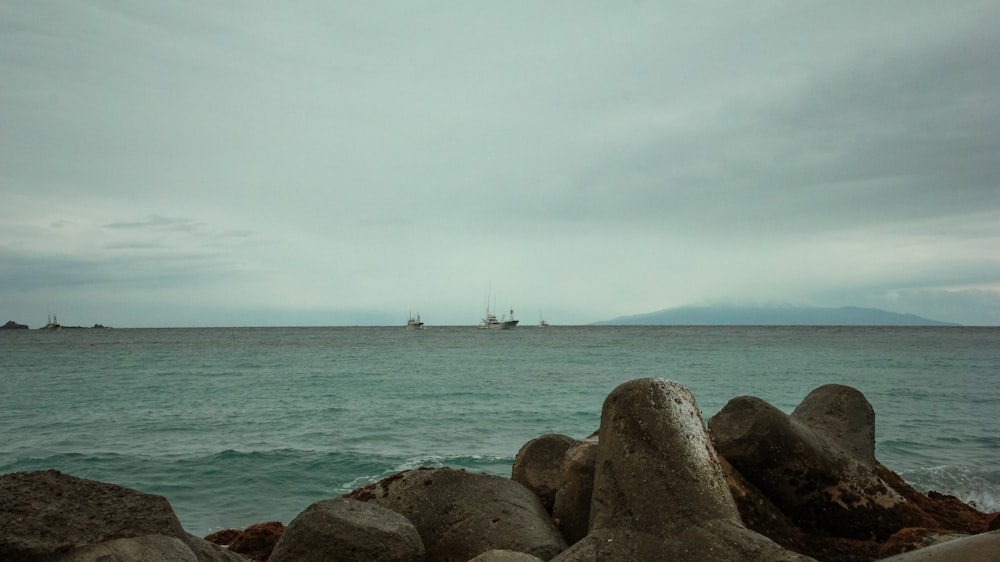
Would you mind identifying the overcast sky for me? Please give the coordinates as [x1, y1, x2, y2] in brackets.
[2, 1, 998, 327]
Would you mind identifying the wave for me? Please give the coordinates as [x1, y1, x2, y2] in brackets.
[899, 464, 1000, 513]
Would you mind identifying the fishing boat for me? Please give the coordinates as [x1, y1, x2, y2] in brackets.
[480, 306, 518, 329]
[41, 314, 62, 331]
[405, 312, 425, 330]
[538, 309, 550, 327]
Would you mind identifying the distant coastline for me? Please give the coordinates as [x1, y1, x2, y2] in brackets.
[596, 305, 959, 326]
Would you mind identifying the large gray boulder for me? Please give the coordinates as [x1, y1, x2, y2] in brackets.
[589, 378, 740, 533]
[268, 497, 423, 562]
[577, 378, 819, 561]
[551, 434, 598, 545]
[346, 467, 567, 561]
[50, 534, 198, 562]
[511, 433, 577, 513]
[552, 519, 817, 562]
[549, 527, 669, 561]
[710, 394, 926, 540]
[0, 470, 243, 562]
[791, 383, 877, 467]
[0, 470, 185, 554]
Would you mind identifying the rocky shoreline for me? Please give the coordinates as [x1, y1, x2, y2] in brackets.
[2, 379, 997, 561]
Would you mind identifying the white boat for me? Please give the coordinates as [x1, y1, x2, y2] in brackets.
[405, 312, 425, 330]
[538, 309, 550, 327]
[479, 306, 518, 329]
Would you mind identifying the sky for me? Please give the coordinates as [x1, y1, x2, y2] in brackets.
[2, 1, 999, 328]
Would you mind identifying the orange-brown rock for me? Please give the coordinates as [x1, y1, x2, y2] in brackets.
[227, 521, 283, 561]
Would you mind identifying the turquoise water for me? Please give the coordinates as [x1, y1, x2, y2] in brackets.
[2, 325, 997, 535]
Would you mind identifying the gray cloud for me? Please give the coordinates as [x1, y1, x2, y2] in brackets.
[1, 1, 998, 326]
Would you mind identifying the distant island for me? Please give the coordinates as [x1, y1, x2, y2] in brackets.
[0, 319, 111, 330]
[596, 306, 959, 326]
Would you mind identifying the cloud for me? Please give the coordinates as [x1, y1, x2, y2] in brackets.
[1, 1, 998, 326]
[104, 214, 205, 232]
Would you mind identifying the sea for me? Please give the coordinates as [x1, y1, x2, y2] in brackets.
[1, 325, 997, 536]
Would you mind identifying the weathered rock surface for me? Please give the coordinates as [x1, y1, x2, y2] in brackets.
[709, 386, 997, 561]
[549, 527, 671, 561]
[224, 521, 282, 561]
[552, 521, 815, 562]
[710, 394, 925, 540]
[0, 469, 184, 559]
[52, 534, 198, 562]
[268, 498, 423, 562]
[184, 532, 249, 562]
[1, 319, 29, 330]
[590, 378, 740, 534]
[573, 378, 821, 560]
[511, 433, 576, 513]
[791, 384, 877, 467]
[346, 467, 567, 561]
[551, 434, 598, 545]
[468, 549, 545, 562]
[0, 470, 244, 562]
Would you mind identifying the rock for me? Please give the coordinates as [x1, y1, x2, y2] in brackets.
[226, 521, 282, 561]
[203, 529, 241, 546]
[549, 527, 669, 561]
[0, 470, 187, 559]
[791, 384, 876, 467]
[878, 527, 970, 558]
[51, 534, 198, 562]
[511, 433, 577, 513]
[590, 378, 740, 534]
[877, 529, 1000, 561]
[0, 470, 241, 562]
[346, 467, 567, 561]
[551, 434, 598, 545]
[908, 488, 998, 535]
[718, 454, 811, 552]
[182, 532, 249, 562]
[553, 522, 815, 562]
[1, 320, 29, 330]
[670, 518, 817, 561]
[710, 395, 926, 540]
[709, 386, 1000, 561]
[468, 550, 545, 561]
[268, 498, 423, 562]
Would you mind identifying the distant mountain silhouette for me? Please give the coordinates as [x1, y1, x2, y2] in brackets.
[596, 306, 959, 326]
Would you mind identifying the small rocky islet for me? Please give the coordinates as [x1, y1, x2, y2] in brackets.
[2, 379, 997, 561]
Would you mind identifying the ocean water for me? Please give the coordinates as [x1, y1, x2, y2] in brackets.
[1, 325, 997, 536]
